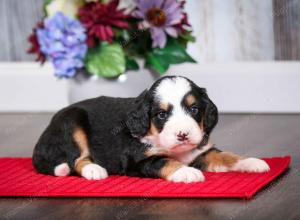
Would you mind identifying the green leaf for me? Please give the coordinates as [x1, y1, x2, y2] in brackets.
[180, 31, 196, 43]
[84, 42, 126, 78]
[145, 39, 196, 75]
[43, 0, 52, 15]
[146, 53, 169, 74]
[126, 57, 139, 71]
[114, 28, 130, 41]
[178, 31, 196, 48]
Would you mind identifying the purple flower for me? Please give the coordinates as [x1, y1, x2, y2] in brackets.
[133, 0, 184, 48]
[37, 12, 87, 78]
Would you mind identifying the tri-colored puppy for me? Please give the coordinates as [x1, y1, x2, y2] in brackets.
[33, 76, 270, 183]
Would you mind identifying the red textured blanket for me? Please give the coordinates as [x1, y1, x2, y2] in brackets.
[0, 156, 290, 199]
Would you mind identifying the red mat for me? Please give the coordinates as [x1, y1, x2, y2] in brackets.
[0, 156, 290, 199]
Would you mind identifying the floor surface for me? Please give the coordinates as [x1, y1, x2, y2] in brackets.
[0, 113, 299, 220]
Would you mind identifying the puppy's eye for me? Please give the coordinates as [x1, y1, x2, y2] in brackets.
[189, 105, 199, 115]
[157, 111, 168, 120]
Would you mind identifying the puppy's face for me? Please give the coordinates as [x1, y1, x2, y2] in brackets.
[128, 76, 218, 155]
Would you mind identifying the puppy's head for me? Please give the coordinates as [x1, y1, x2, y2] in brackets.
[127, 76, 218, 154]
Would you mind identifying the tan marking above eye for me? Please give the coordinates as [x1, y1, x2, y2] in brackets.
[186, 94, 196, 107]
[159, 102, 170, 112]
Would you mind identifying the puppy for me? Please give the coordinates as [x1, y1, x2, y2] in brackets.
[33, 76, 270, 183]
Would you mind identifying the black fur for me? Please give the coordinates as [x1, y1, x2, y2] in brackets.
[33, 96, 150, 175]
[189, 80, 219, 136]
[126, 90, 150, 138]
[32, 76, 219, 178]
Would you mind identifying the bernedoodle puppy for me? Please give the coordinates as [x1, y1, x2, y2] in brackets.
[33, 76, 270, 183]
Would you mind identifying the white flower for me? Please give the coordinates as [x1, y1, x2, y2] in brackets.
[117, 0, 136, 14]
[46, 0, 84, 18]
[94, 0, 136, 14]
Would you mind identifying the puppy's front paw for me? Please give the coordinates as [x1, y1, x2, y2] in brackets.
[167, 166, 205, 183]
[232, 158, 270, 173]
[82, 164, 108, 180]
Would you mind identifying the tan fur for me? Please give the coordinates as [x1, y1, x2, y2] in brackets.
[73, 127, 89, 157]
[204, 150, 242, 172]
[75, 157, 93, 175]
[160, 160, 184, 179]
[149, 122, 159, 136]
[73, 127, 92, 175]
[144, 148, 156, 157]
[199, 116, 204, 131]
[144, 145, 168, 157]
[144, 148, 169, 157]
[159, 102, 170, 112]
[185, 94, 196, 106]
[143, 122, 167, 157]
[185, 94, 204, 132]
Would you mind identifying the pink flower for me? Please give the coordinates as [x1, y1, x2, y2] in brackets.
[133, 0, 185, 48]
[78, 0, 130, 47]
[27, 22, 46, 63]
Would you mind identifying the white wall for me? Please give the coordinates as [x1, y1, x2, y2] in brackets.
[186, 0, 275, 62]
[0, 1, 299, 113]
[0, 62, 299, 113]
[0, 63, 68, 112]
[169, 62, 300, 113]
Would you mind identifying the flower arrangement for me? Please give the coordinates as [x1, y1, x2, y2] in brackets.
[28, 0, 195, 78]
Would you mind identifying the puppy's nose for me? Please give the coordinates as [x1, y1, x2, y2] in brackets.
[177, 132, 189, 142]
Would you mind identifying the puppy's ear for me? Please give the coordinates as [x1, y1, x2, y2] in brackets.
[126, 90, 151, 138]
[203, 96, 218, 135]
[196, 86, 218, 135]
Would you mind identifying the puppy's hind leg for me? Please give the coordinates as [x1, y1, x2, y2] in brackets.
[73, 127, 108, 180]
[54, 163, 71, 177]
[33, 107, 108, 179]
[33, 108, 92, 177]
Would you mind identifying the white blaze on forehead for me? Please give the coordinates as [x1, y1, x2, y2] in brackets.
[155, 77, 191, 105]
[143, 76, 203, 151]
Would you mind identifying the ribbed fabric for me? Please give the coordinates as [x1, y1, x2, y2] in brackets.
[0, 156, 290, 199]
